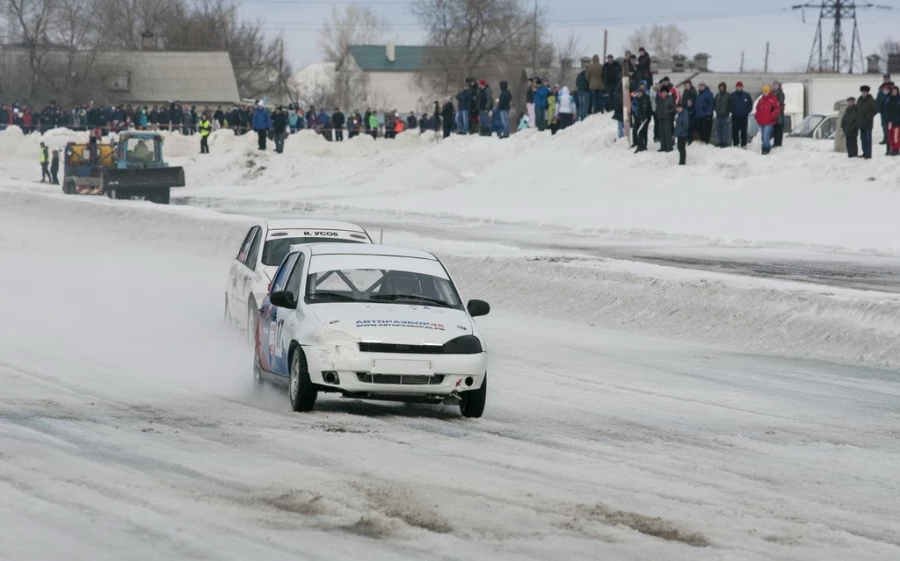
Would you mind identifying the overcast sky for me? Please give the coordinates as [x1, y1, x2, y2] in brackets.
[240, 0, 900, 74]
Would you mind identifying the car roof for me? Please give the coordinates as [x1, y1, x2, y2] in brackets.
[307, 243, 437, 260]
[262, 219, 368, 232]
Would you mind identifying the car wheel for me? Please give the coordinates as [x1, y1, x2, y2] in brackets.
[252, 351, 265, 395]
[289, 347, 317, 412]
[247, 298, 257, 344]
[459, 373, 487, 418]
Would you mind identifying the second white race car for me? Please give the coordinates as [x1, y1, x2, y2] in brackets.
[225, 219, 372, 337]
[253, 243, 492, 418]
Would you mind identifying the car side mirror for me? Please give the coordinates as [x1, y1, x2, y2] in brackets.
[467, 299, 490, 317]
[270, 290, 297, 309]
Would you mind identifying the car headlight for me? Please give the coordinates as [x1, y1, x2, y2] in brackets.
[442, 335, 483, 354]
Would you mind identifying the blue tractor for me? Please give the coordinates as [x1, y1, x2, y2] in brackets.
[63, 132, 185, 204]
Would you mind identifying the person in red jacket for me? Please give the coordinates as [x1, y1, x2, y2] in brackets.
[755, 85, 781, 155]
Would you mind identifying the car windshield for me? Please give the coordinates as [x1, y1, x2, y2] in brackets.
[791, 115, 824, 136]
[305, 268, 463, 309]
[262, 237, 365, 266]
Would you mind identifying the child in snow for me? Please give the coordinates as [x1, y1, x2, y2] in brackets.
[517, 114, 530, 130]
[674, 104, 689, 165]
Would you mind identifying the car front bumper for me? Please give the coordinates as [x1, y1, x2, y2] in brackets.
[303, 344, 487, 396]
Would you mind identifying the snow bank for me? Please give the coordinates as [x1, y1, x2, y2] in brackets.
[4, 189, 898, 370]
[146, 114, 900, 256]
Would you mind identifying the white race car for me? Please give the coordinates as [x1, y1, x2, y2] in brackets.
[225, 220, 372, 337]
[253, 243, 491, 418]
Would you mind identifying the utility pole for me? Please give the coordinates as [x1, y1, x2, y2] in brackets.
[602, 29, 608, 60]
[792, 1, 892, 74]
[531, 0, 537, 74]
[764, 42, 770, 73]
[739, 51, 745, 72]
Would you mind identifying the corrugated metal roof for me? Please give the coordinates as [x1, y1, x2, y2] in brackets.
[100, 51, 241, 105]
[348, 45, 427, 73]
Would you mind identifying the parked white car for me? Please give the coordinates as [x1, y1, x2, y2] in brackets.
[253, 243, 491, 418]
[225, 220, 372, 336]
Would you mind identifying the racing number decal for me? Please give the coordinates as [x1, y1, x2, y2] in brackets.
[275, 320, 285, 356]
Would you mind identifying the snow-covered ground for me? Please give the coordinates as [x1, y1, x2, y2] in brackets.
[2, 115, 900, 559]
[1, 190, 899, 561]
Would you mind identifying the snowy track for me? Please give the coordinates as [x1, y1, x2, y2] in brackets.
[1, 193, 899, 560]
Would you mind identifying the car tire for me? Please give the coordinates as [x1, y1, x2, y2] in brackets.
[63, 179, 75, 195]
[247, 298, 257, 344]
[459, 373, 487, 418]
[252, 351, 265, 395]
[289, 347, 317, 412]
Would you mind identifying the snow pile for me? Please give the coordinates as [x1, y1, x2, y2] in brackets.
[4, 188, 898, 370]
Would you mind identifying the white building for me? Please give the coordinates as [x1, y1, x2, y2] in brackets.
[337, 44, 434, 114]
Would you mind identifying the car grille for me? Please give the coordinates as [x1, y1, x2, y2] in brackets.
[358, 342, 444, 354]
[356, 373, 445, 385]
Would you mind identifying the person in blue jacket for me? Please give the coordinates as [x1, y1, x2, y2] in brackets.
[533, 77, 551, 131]
[694, 82, 715, 143]
[729, 81, 754, 148]
[252, 101, 272, 150]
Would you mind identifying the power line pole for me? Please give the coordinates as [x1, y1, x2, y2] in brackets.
[602, 29, 608, 60]
[740, 51, 745, 72]
[764, 41, 770, 73]
[791, 1, 892, 74]
[531, 0, 537, 74]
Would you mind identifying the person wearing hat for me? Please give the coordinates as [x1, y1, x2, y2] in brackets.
[755, 85, 781, 155]
[714, 82, 732, 147]
[856, 85, 878, 159]
[729, 81, 754, 148]
[533, 78, 551, 131]
[631, 83, 652, 152]
[198, 112, 212, 154]
[252, 101, 272, 150]
[654, 85, 676, 152]
[39, 141, 51, 183]
[50, 149, 60, 185]
[876, 73, 894, 144]
[477, 79, 493, 136]
[841, 97, 859, 158]
[695, 82, 714, 143]
[602, 54, 622, 99]
[674, 102, 690, 165]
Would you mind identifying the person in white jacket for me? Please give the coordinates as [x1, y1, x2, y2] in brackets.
[557, 86, 575, 130]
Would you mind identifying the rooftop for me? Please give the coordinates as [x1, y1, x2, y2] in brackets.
[348, 45, 428, 73]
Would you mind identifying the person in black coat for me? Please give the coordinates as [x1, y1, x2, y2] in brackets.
[272, 106, 289, 153]
[441, 99, 455, 139]
[883, 86, 900, 155]
[497, 80, 512, 138]
[841, 97, 859, 158]
[655, 87, 676, 152]
[632, 88, 652, 152]
[331, 108, 345, 141]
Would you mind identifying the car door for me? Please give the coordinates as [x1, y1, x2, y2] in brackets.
[235, 226, 262, 315]
[229, 227, 256, 318]
[260, 252, 299, 377]
[271, 251, 308, 377]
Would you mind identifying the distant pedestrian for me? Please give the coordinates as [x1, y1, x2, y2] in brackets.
[884, 85, 900, 156]
[841, 97, 859, 158]
[674, 104, 689, 165]
[252, 101, 272, 150]
[586, 55, 605, 114]
[730, 81, 753, 148]
[755, 85, 780, 155]
[498, 80, 512, 138]
[50, 149, 59, 184]
[772, 81, 786, 148]
[332, 108, 345, 141]
[655, 86, 676, 152]
[856, 85, 878, 159]
[39, 142, 50, 182]
[272, 106, 289, 153]
[631, 86, 651, 152]
[477, 80, 493, 136]
[877, 73, 893, 144]
[534, 78, 551, 131]
[441, 98, 454, 139]
[575, 68, 590, 121]
[198, 113, 211, 153]
[694, 82, 714, 143]
[525, 78, 535, 128]
[714, 82, 731, 147]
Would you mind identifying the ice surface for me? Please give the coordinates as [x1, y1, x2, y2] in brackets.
[0, 195, 898, 560]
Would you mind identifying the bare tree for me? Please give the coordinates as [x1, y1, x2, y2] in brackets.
[95, 0, 182, 50]
[317, 4, 390, 109]
[51, 0, 105, 102]
[412, 0, 552, 95]
[878, 37, 900, 69]
[624, 24, 688, 63]
[6, 0, 59, 98]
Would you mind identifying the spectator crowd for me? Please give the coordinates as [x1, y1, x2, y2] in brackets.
[6, 48, 900, 165]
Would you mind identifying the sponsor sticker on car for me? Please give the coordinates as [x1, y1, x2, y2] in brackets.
[356, 319, 445, 331]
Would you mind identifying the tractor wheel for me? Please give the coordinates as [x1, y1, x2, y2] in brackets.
[63, 179, 75, 195]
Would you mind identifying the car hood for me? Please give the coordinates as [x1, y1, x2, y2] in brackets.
[308, 303, 473, 344]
